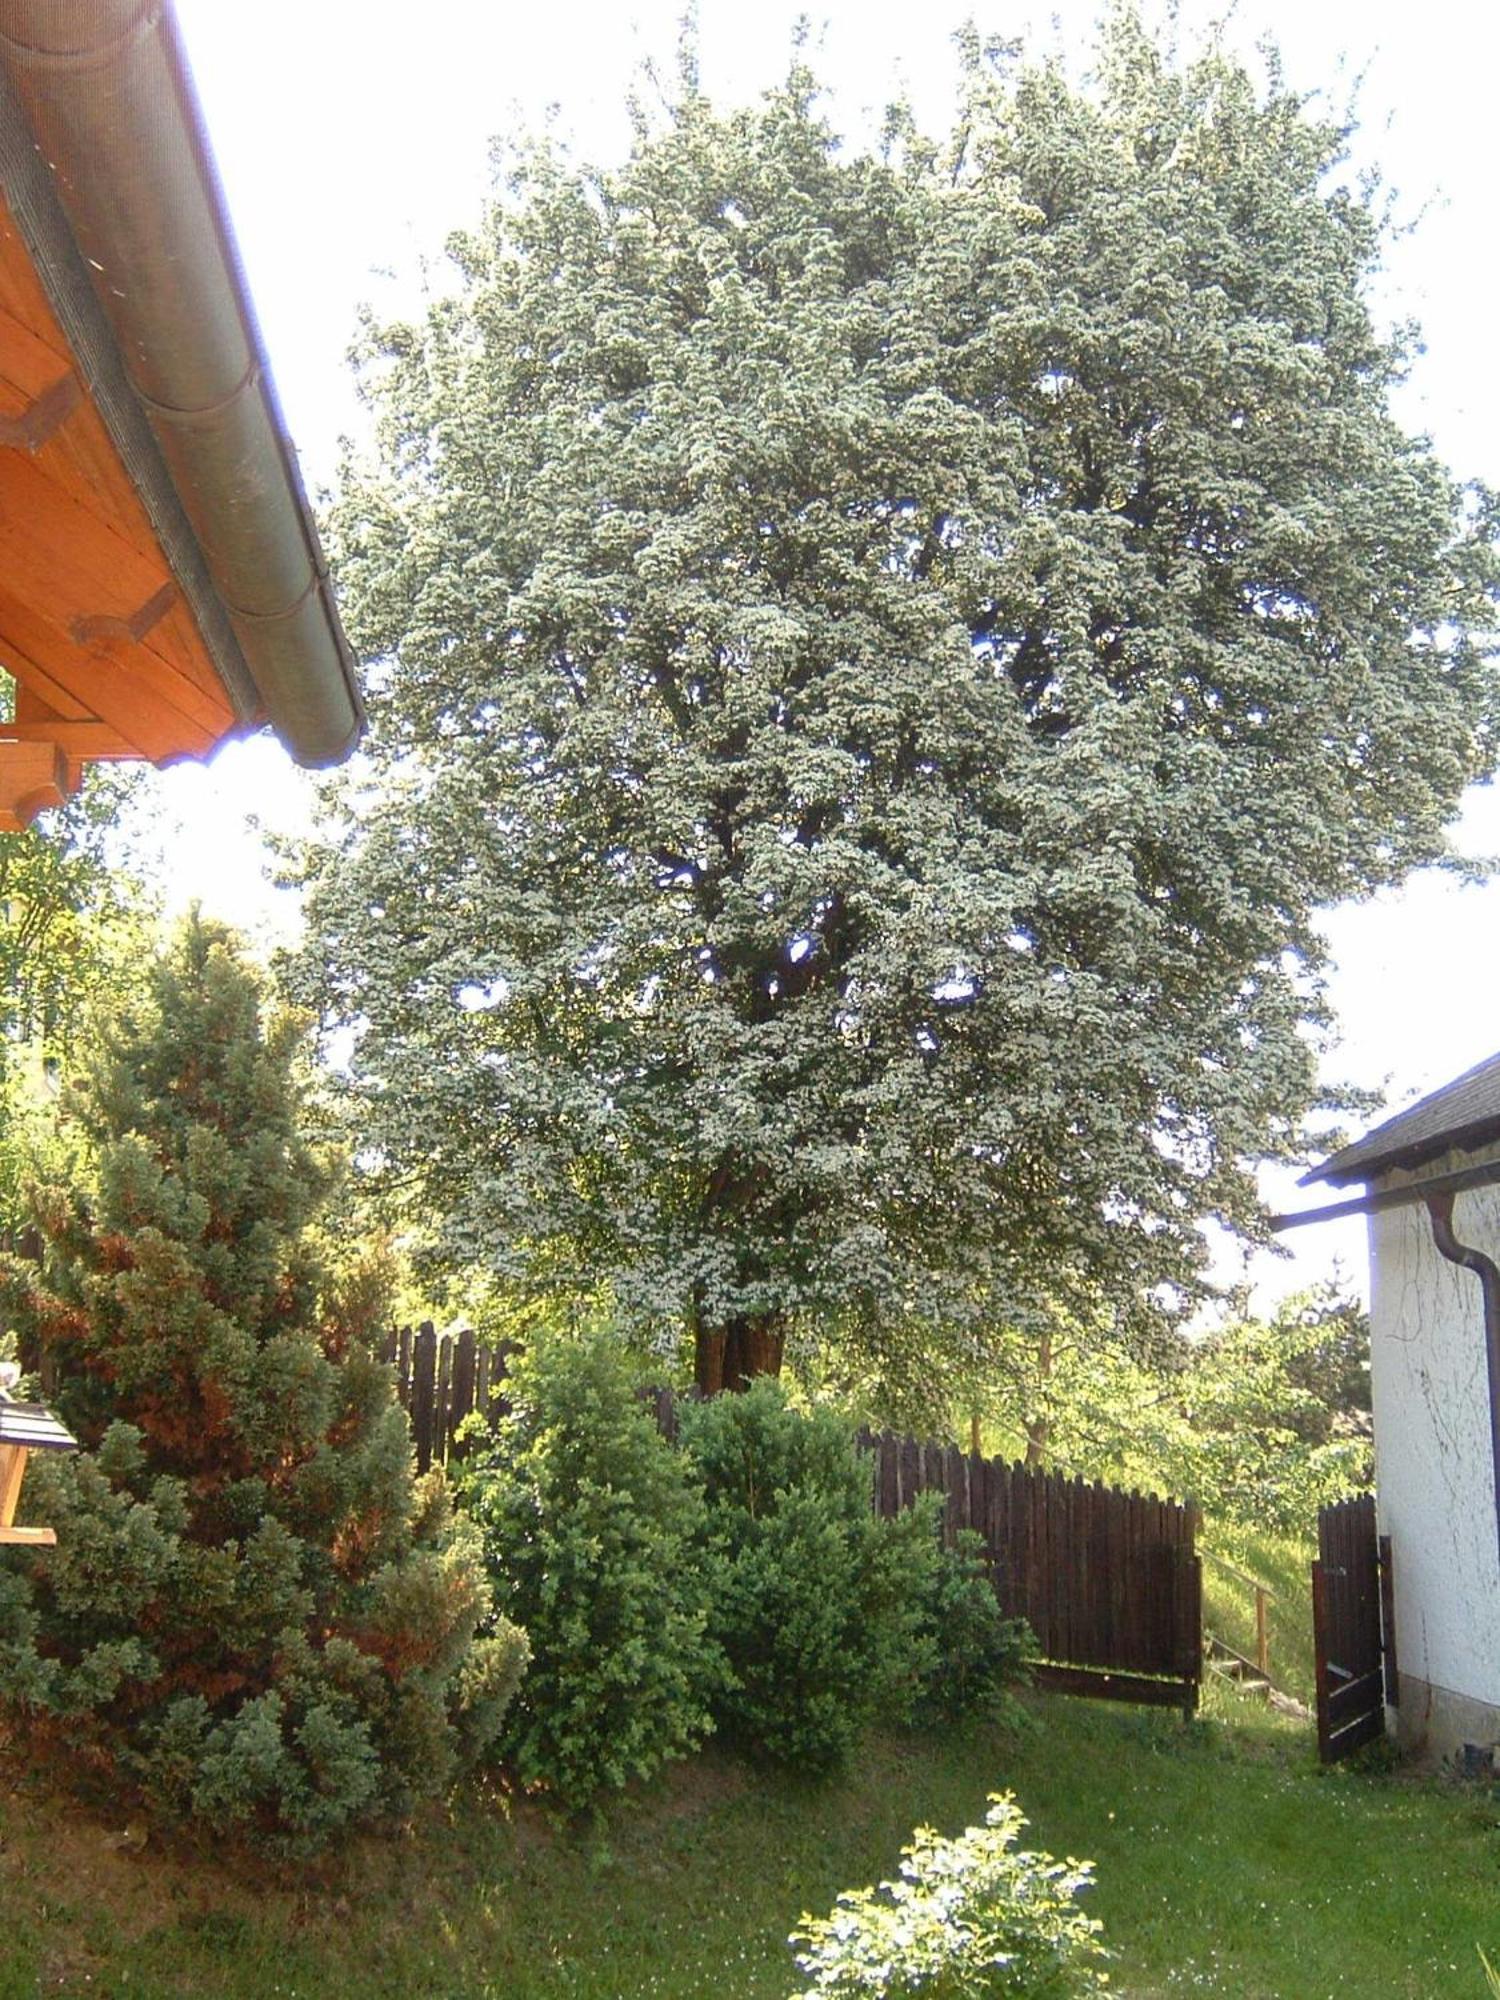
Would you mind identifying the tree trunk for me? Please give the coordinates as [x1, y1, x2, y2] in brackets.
[694, 1314, 784, 1394]
[1023, 1329, 1054, 1469]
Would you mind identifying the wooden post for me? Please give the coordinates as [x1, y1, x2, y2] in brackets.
[1255, 1585, 1270, 1681]
[0, 1440, 26, 1524]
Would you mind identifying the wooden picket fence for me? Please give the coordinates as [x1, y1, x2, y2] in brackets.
[387, 1325, 1201, 1711]
[378, 1322, 519, 1473]
[858, 1428, 1200, 1712]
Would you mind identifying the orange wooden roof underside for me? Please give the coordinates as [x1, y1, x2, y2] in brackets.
[0, 187, 245, 830]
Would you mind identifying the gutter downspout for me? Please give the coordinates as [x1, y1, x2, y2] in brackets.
[0, 0, 363, 767]
[1424, 1191, 1500, 1570]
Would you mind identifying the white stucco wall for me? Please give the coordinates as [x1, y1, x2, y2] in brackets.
[1367, 1149, 1500, 1733]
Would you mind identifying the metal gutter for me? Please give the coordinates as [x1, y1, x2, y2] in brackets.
[0, 0, 363, 767]
[1277, 1165, 1500, 1569]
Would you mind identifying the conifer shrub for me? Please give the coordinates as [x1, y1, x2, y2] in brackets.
[0, 917, 526, 1851]
[454, 1330, 724, 1813]
[681, 1382, 934, 1770]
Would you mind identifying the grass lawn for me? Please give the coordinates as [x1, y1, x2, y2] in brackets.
[1, 1690, 1496, 1998]
[1200, 1521, 1318, 1705]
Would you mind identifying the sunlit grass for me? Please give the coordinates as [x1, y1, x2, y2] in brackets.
[1201, 1522, 1317, 1704]
[1, 1693, 1495, 1998]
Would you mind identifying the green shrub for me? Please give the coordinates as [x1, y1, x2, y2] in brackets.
[790, 1792, 1108, 1998]
[901, 1530, 1032, 1728]
[0, 918, 525, 1853]
[681, 1382, 930, 1770]
[454, 1331, 723, 1812]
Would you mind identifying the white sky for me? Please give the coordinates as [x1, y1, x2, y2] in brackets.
[143, 0, 1500, 1309]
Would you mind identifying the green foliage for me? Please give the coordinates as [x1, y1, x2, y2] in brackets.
[901, 1531, 1032, 1728]
[789, 1791, 1108, 1998]
[300, 14, 1500, 1377]
[0, 768, 147, 1056]
[975, 1288, 1371, 1537]
[0, 915, 525, 1851]
[1160, 1328, 1376, 1528]
[0, 769, 155, 1241]
[682, 1382, 930, 1769]
[1157, 1299, 1372, 1530]
[453, 1329, 722, 1812]
[1198, 1519, 1315, 1705]
[1261, 1288, 1371, 1443]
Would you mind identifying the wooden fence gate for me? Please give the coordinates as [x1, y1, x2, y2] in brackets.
[386, 1324, 1202, 1712]
[1312, 1495, 1395, 1763]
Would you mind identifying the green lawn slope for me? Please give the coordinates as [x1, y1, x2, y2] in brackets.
[2, 1693, 1496, 1998]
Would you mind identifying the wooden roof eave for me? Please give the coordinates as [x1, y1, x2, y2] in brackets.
[0, 0, 362, 793]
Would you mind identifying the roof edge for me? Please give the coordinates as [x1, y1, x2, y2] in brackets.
[1303, 1112, 1500, 1190]
[0, 58, 261, 728]
[0, 0, 363, 767]
[1302, 1047, 1500, 1190]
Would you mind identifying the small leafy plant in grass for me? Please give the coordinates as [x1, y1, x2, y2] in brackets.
[789, 1790, 1108, 1997]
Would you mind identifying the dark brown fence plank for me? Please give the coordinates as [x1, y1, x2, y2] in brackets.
[1032, 1663, 1193, 1708]
[409, 1322, 437, 1475]
[475, 1344, 491, 1431]
[435, 1335, 453, 1465]
[1327, 1668, 1385, 1725]
[878, 1432, 899, 1520]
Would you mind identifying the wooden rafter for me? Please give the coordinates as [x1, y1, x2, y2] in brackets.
[0, 189, 244, 827]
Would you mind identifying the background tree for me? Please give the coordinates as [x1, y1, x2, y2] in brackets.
[300, 15, 1499, 1391]
[0, 916, 526, 1849]
[0, 767, 154, 1241]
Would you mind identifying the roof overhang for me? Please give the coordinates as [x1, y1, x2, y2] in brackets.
[1273, 1151, 1500, 1232]
[0, 0, 361, 825]
[1300, 1051, 1500, 1194]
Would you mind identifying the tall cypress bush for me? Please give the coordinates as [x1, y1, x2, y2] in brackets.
[0, 915, 526, 1850]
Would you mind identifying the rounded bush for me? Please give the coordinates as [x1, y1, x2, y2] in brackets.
[455, 1331, 723, 1813]
[682, 1381, 922, 1770]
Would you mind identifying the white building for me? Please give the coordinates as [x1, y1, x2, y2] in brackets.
[1304, 1056, 1500, 1758]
